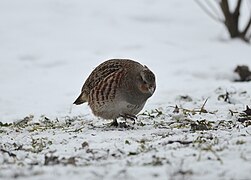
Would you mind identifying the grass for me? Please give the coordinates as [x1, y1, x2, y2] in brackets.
[1, 91, 251, 179]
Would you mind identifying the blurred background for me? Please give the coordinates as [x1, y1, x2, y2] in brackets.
[0, 0, 251, 122]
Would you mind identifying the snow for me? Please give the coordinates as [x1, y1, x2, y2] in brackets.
[1, 0, 251, 179]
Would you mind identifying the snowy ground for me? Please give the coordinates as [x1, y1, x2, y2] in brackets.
[1, 0, 251, 179]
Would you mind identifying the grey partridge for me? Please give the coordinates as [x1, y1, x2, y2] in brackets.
[73, 59, 156, 125]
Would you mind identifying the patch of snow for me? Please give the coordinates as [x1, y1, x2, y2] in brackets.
[1, 0, 251, 179]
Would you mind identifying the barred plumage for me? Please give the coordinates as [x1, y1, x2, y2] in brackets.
[74, 59, 156, 124]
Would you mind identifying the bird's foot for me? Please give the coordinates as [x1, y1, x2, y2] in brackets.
[109, 119, 128, 128]
[110, 119, 119, 127]
[120, 114, 137, 125]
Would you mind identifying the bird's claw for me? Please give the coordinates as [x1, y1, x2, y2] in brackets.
[120, 114, 137, 124]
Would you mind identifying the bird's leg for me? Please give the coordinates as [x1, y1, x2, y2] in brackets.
[120, 114, 137, 124]
[110, 119, 119, 127]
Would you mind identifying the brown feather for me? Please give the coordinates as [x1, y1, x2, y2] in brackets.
[73, 59, 155, 120]
[73, 91, 87, 105]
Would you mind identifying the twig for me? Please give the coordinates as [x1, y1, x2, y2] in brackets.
[205, 0, 224, 20]
[0, 149, 16, 157]
[234, 0, 242, 15]
[164, 140, 193, 145]
[242, 16, 251, 37]
[195, 0, 224, 22]
[199, 98, 209, 114]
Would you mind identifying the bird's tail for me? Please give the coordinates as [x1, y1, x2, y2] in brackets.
[73, 91, 87, 105]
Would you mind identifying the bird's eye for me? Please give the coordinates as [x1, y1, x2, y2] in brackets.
[143, 81, 147, 84]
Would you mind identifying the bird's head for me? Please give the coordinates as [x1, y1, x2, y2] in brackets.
[137, 66, 156, 96]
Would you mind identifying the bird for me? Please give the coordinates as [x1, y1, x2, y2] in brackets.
[73, 59, 156, 126]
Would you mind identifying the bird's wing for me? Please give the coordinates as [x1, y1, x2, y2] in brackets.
[81, 59, 126, 95]
[74, 59, 140, 105]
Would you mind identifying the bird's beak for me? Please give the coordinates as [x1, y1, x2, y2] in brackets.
[148, 86, 155, 94]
